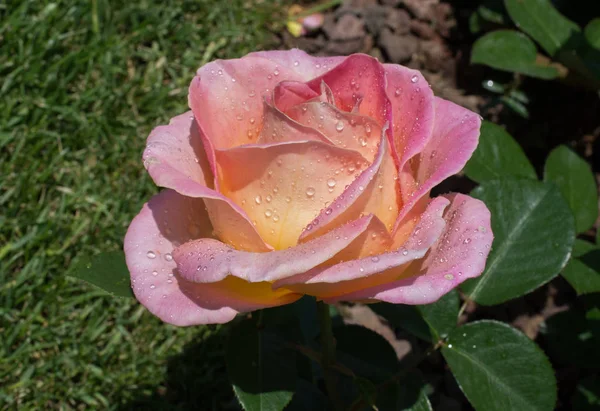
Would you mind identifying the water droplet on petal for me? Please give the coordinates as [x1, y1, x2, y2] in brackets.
[411, 75, 418, 83]
[306, 187, 316, 198]
[164, 253, 173, 261]
[359, 137, 367, 147]
[335, 121, 344, 132]
[293, 60, 299, 66]
[327, 178, 336, 188]
[371, 256, 380, 262]
[150, 284, 156, 289]
[255, 195, 262, 205]
[264, 209, 273, 218]
[152, 271, 158, 276]
[444, 274, 454, 280]
[147, 251, 156, 259]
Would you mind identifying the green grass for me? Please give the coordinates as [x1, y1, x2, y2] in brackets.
[0, 0, 287, 408]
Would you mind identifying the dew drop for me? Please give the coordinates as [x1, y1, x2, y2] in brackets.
[463, 238, 471, 244]
[327, 178, 336, 188]
[359, 136, 368, 147]
[394, 88, 401, 96]
[335, 121, 345, 132]
[444, 274, 454, 280]
[371, 256, 380, 263]
[411, 75, 418, 83]
[164, 253, 173, 262]
[285, 196, 291, 203]
[150, 284, 156, 289]
[293, 60, 299, 66]
[250, 117, 255, 124]
[273, 214, 280, 222]
[264, 209, 273, 218]
[306, 187, 316, 198]
[265, 194, 272, 203]
[402, 250, 409, 256]
[255, 195, 262, 205]
[325, 208, 333, 215]
[146, 251, 156, 259]
[152, 270, 158, 276]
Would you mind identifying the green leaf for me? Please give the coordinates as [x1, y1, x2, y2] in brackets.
[463, 179, 575, 305]
[544, 145, 598, 233]
[572, 376, 600, 410]
[442, 320, 556, 411]
[504, 0, 580, 56]
[500, 95, 530, 118]
[585, 18, 600, 50]
[68, 251, 133, 298]
[376, 371, 432, 411]
[542, 297, 600, 369]
[471, 30, 559, 79]
[334, 325, 398, 383]
[464, 121, 536, 183]
[371, 303, 432, 342]
[482, 79, 506, 94]
[418, 289, 459, 341]
[562, 242, 600, 295]
[373, 291, 459, 343]
[226, 320, 296, 411]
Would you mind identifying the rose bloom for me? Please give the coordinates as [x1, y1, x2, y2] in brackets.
[125, 50, 493, 326]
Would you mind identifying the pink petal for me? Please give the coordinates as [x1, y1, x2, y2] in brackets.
[272, 81, 320, 113]
[395, 97, 481, 226]
[328, 193, 492, 305]
[384, 64, 435, 168]
[249, 49, 346, 80]
[306, 54, 391, 128]
[188, 51, 345, 155]
[285, 101, 382, 162]
[257, 101, 332, 145]
[275, 196, 449, 298]
[172, 214, 384, 285]
[215, 140, 369, 249]
[124, 190, 297, 326]
[299, 133, 400, 243]
[143, 111, 213, 189]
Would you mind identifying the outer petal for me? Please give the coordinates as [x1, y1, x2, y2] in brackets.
[124, 190, 296, 326]
[329, 193, 493, 305]
[249, 49, 346, 80]
[215, 141, 369, 249]
[172, 215, 385, 284]
[276, 196, 449, 298]
[300, 133, 400, 243]
[188, 50, 345, 154]
[384, 64, 435, 168]
[395, 97, 481, 226]
[143, 111, 213, 189]
[306, 54, 391, 129]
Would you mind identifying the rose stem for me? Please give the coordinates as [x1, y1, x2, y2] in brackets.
[317, 301, 343, 411]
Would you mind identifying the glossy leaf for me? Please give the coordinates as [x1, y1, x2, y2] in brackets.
[69, 251, 133, 298]
[464, 121, 536, 183]
[226, 320, 296, 411]
[418, 289, 459, 341]
[562, 240, 600, 295]
[505, 0, 580, 56]
[442, 320, 556, 411]
[376, 371, 432, 411]
[585, 18, 600, 50]
[544, 145, 598, 233]
[500, 95, 529, 118]
[463, 179, 575, 305]
[471, 30, 559, 79]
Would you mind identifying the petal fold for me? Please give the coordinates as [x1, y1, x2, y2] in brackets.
[124, 190, 292, 326]
[328, 193, 492, 305]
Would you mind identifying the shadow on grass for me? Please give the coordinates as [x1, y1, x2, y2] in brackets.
[119, 325, 238, 411]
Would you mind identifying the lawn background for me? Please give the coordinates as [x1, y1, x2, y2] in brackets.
[0, 1, 287, 408]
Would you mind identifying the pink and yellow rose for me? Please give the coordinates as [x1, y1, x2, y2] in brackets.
[124, 50, 492, 325]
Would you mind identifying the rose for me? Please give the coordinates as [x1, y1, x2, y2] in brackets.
[124, 50, 493, 326]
